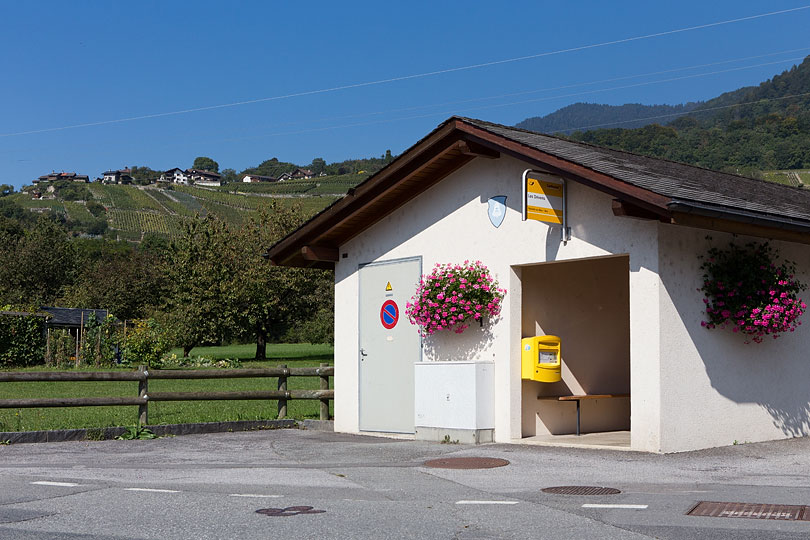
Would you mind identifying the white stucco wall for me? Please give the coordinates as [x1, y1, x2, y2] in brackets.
[334, 154, 667, 450]
[656, 226, 810, 452]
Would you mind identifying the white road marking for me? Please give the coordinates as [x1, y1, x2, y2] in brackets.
[456, 500, 519, 505]
[31, 481, 80, 487]
[582, 504, 648, 509]
[124, 488, 180, 493]
[229, 494, 284, 498]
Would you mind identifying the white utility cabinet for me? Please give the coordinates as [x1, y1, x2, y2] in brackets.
[414, 361, 494, 443]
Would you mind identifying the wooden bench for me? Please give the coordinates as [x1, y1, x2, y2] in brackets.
[537, 394, 630, 436]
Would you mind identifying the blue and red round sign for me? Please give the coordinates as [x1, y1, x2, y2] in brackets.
[380, 300, 399, 329]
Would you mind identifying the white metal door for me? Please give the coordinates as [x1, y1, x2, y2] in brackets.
[358, 257, 421, 433]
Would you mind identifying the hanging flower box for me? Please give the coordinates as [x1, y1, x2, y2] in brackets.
[700, 241, 806, 343]
[405, 260, 506, 336]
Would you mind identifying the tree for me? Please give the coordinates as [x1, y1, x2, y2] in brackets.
[86, 200, 106, 218]
[229, 205, 328, 360]
[310, 157, 326, 175]
[62, 243, 168, 320]
[220, 168, 237, 184]
[0, 184, 13, 197]
[0, 218, 76, 306]
[129, 166, 160, 185]
[165, 216, 233, 357]
[192, 156, 219, 173]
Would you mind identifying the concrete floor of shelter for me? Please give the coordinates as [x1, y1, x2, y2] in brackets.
[518, 430, 631, 450]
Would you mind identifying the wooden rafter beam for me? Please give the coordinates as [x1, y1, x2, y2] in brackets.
[301, 245, 339, 262]
[612, 200, 670, 222]
[457, 140, 500, 159]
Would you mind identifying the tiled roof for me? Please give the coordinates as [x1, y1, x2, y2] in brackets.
[265, 116, 810, 267]
[459, 117, 810, 226]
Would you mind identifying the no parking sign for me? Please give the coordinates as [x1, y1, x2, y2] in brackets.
[380, 300, 399, 329]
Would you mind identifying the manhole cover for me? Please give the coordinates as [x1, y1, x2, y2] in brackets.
[542, 486, 621, 495]
[256, 506, 326, 517]
[423, 457, 510, 469]
[688, 501, 810, 521]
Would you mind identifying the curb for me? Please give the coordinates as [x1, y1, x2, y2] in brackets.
[0, 418, 333, 444]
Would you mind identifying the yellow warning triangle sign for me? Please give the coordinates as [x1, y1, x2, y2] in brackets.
[385, 282, 393, 291]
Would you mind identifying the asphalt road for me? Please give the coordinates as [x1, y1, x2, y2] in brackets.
[1, 429, 809, 539]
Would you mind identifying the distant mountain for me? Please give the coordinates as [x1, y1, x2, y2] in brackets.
[553, 56, 810, 174]
[515, 102, 700, 134]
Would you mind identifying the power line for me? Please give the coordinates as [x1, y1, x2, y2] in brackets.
[2, 5, 808, 138]
[226, 48, 810, 134]
[210, 56, 807, 142]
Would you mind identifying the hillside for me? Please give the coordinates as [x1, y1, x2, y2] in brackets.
[515, 102, 700, 133]
[6, 173, 369, 242]
[560, 57, 810, 174]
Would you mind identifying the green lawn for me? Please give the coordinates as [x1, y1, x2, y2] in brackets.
[173, 342, 333, 363]
[0, 343, 333, 432]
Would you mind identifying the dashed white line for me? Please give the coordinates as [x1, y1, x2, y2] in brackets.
[31, 481, 81, 487]
[229, 494, 284, 498]
[456, 500, 519, 505]
[124, 488, 181, 493]
[582, 504, 648, 509]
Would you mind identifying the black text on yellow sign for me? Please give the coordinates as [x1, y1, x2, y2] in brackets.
[524, 175, 564, 225]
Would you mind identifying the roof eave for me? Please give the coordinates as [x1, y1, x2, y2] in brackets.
[264, 118, 466, 267]
[668, 201, 810, 244]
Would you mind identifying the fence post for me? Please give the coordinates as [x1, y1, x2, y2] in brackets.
[277, 364, 288, 419]
[319, 363, 329, 421]
[138, 365, 148, 425]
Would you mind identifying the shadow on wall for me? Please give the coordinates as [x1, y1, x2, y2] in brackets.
[422, 315, 499, 362]
[662, 235, 810, 438]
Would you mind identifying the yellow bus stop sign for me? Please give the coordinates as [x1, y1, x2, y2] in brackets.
[522, 171, 564, 224]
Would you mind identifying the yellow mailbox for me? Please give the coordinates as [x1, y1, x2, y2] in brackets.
[521, 335, 561, 383]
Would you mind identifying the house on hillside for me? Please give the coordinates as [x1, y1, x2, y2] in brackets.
[102, 168, 133, 184]
[242, 174, 278, 183]
[277, 172, 292, 182]
[291, 168, 314, 179]
[187, 169, 222, 187]
[34, 172, 89, 184]
[159, 168, 188, 184]
[265, 116, 810, 454]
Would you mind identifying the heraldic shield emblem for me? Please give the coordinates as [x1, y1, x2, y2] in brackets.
[488, 196, 507, 228]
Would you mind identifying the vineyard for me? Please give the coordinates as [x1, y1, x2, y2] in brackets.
[197, 199, 247, 225]
[13, 180, 342, 243]
[104, 185, 164, 212]
[219, 173, 368, 196]
[164, 189, 204, 215]
[63, 201, 95, 224]
[175, 185, 271, 210]
[143, 188, 197, 217]
[108, 209, 185, 236]
[220, 180, 315, 194]
[86, 183, 111, 204]
[762, 170, 809, 187]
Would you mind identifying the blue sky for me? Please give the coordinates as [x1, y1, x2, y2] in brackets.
[3, 1, 810, 188]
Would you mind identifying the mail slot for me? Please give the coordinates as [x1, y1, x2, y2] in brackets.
[521, 335, 561, 383]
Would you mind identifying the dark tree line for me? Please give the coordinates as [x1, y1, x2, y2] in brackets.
[564, 56, 810, 173]
[0, 202, 333, 359]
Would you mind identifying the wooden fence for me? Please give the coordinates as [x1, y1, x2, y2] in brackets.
[0, 364, 333, 424]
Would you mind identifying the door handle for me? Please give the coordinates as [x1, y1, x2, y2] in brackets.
[360, 348, 368, 357]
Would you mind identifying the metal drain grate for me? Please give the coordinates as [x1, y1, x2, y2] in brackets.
[256, 506, 326, 517]
[688, 501, 810, 521]
[542, 486, 621, 496]
[423, 457, 510, 469]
